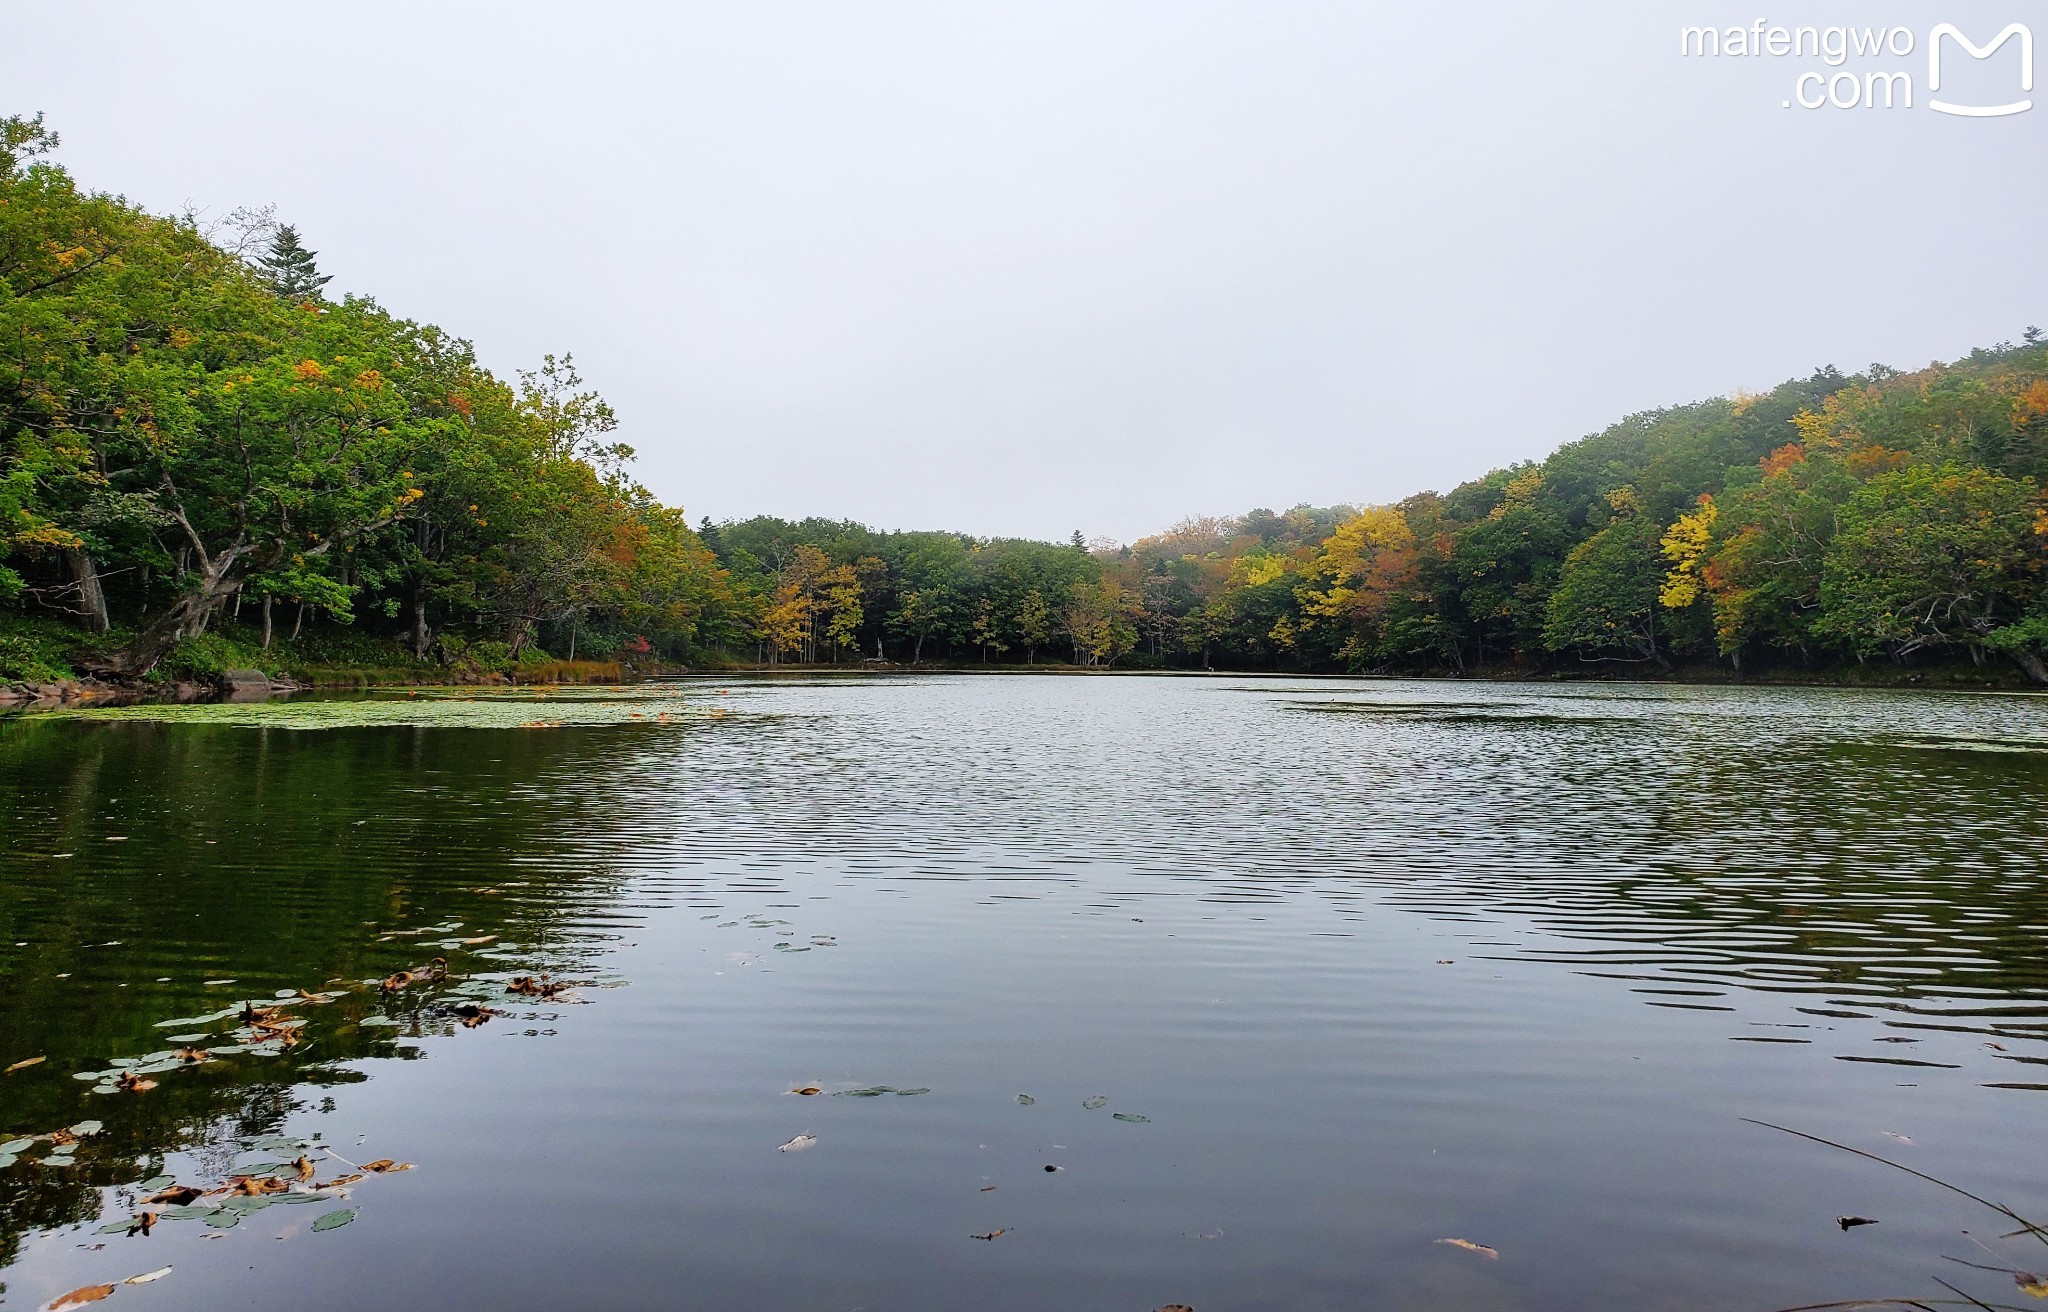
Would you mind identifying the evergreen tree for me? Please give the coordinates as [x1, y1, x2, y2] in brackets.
[258, 224, 331, 302]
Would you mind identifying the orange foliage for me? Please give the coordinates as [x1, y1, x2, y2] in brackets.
[1759, 443, 1806, 478]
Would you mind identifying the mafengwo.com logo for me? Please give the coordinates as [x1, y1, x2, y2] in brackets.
[1681, 19, 2032, 114]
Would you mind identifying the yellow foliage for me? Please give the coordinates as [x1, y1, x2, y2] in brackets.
[1229, 554, 1289, 588]
[293, 359, 329, 381]
[1658, 496, 1716, 609]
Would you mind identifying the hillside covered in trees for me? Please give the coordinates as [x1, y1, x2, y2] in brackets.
[4, 113, 2046, 688]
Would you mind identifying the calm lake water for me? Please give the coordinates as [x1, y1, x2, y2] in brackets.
[1, 674, 2045, 1311]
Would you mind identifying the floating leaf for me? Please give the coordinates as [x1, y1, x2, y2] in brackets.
[47, 1284, 117, 1309]
[789, 1086, 822, 1097]
[137, 1175, 174, 1192]
[43, 1155, 76, 1168]
[123, 1267, 172, 1285]
[0, 1154, 16, 1169]
[834, 1086, 894, 1098]
[361, 1159, 411, 1173]
[1082, 1097, 1107, 1110]
[0, 1138, 31, 1154]
[1435, 1238, 1499, 1259]
[777, 1135, 817, 1153]
[1837, 1216, 1879, 1230]
[311, 1208, 357, 1232]
[971, 1229, 1006, 1241]
[70, 1121, 103, 1137]
[4, 1056, 45, 1074]
[1016, 1094, 1036, 1106]
[202, 1209, 240, 1229]
[157, 1205, 215, 1221]
[1112, 1113, 1149, 1124]
[895, 1088, 930, 1096]
[148, 1186, 203, 1206]
[2016, 1272, 2048, 1297]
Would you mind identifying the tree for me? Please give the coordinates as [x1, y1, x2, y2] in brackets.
[1542, 489, 1669, 667]
[1015, 588, 1050, 663]
[1063, 579, 1139, 665]
[1815, 464, 2044, 668]
[258, 225, 331, 303]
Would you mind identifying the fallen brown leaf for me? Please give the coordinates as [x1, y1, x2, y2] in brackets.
[293, 1156, 315, 1181]
[47, 1285, 117, 1310]
[4, 1056, 45, 1074]
[971, 1229, 1005, 1241]
[1436, 1238, 1499, 1259]
[1837, 1216, 1879, 1230]
[147, 1185, 202, 1206]
[230, 1175, 288, 1196]
[170, 1048, 211, 1063]
[312, 1173, 362, 1189]
[790, 1086, 822, 1096]
[362, 1159, 412, 1173]
[115, 1071, 156, 1093]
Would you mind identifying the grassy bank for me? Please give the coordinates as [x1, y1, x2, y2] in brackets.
[0, 614, 628, 692]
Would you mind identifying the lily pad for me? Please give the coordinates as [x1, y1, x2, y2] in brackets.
[1016, 1094, 1036, 1105]
[1082, 1097, 1107, 1110]
[0, 1154, 16, 1169]
[201, 1209, 240, 1229]
[70, 1120, 104, 1136]
[1112, 1113, 1150, 1123]
[43, 1154, 77, 1168]
[0, 1138, 32, 1154]
[833, 1086, 894, 1098]
[137, 1175, 175, 1191]
[894, 1088, 931, 1096]
[311, 1208, 357, 1232]
[158, 1205, 214, 1221]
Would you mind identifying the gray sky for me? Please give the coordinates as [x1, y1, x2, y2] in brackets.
[7, 2, 2041, 541]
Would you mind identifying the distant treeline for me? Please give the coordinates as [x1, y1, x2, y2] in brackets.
[3, 113, 2045, 684]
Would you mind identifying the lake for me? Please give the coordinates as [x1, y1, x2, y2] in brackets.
[0, 674, 2044, 1311]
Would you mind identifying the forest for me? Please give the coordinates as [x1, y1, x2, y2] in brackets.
[4, 112, 2046, 687]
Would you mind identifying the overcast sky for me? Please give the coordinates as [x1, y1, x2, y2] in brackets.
[7, 2, 2042, 541]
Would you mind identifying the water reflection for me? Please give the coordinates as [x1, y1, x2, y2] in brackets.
[0, 677, 2044, 1311]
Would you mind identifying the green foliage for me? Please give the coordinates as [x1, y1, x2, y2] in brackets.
[256, 225, 331, 303]
[1815, 465, 2043, 659]
[1543, 497, 1666, 664]
[0, 116, 744, 682]
[6, 113, 2047, 687]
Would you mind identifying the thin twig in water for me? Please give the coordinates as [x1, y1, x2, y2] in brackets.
[320, 1145, 364, 1172]
[1742, 1120, 2048, 1245]
[1928, 1276, 2004, 1312]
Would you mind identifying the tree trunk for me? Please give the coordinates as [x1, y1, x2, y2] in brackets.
[568, 620, 578, 663]
[65, 549, 111, 633]
[2011, 647, 2048, 686]
[91, 555, 244, 675]
[913, 633, 925, 664]
[409, 590, 431, 660]
[261, 595, 274, 650]
[292, 603, 307, 642]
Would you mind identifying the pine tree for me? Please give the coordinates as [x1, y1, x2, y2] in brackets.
[258, 225, 331, 302]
